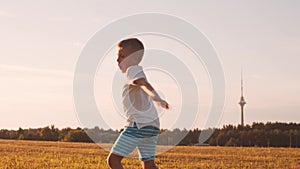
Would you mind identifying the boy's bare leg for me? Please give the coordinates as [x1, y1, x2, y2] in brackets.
[141, 160, 158, 169]
[107, 153, 124, 169]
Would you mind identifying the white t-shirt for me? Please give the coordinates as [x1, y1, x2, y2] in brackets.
[122, 65, 160, 129]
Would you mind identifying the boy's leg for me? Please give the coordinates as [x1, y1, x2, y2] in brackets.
[108, 126, 140, 168]
[107, 153, 124, 169]
[137, 126, 160, 169]
[141, 160, 158, 169]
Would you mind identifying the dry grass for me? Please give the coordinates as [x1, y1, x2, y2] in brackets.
[0, 139, 299, 169]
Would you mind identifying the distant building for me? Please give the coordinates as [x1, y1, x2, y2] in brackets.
[238, 71, 246, 127]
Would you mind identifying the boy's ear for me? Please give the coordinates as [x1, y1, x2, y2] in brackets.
[128, 50, 143, 64]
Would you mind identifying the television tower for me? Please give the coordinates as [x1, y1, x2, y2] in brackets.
[239, 71, 246, 127]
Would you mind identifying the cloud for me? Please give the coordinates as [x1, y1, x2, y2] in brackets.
[0, 10, 16, 18]
[73, 42, 85, 48]
[48, 16, 73, 21]
[0, 64, 73, 78]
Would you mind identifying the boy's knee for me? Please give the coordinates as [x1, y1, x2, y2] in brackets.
[107, 153, 123, 168]
[107, 154, 115, 167]
[106, 155, 112, 167]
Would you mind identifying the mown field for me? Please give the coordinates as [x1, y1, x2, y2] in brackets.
[0, 139, 299, 169]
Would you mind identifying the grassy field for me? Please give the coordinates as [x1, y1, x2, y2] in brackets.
[0, 139, 299, 169]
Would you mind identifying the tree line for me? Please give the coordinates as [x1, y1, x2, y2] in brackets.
[207, 122, 300, 147]
[0, 122, 299, 147]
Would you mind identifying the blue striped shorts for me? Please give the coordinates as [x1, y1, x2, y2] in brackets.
[111, 123, 160, 161]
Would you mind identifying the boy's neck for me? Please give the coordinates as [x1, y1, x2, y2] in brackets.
[123, 64, 139, 73]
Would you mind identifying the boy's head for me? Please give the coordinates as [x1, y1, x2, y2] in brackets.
[117, 38, 144, 73]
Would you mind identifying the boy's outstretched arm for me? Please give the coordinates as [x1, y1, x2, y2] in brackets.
[133, 78, 169, 109]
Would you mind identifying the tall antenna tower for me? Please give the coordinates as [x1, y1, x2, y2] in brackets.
[239, 70, 246, 127]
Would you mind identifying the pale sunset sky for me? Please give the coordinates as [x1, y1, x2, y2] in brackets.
[1, 1, 299, 130]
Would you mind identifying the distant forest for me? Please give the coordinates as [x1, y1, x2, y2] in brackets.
[0, 122, 299, 147]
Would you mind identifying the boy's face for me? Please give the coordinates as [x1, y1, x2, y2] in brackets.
[117, 46, 135, 73]
[117, 46, 127, 64]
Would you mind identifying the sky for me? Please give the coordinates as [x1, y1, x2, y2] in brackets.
[1, 0, 300, 130]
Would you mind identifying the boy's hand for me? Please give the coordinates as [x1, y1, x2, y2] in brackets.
[157, 100, 169, 109]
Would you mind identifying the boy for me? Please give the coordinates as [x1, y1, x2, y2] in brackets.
[107, 38, 169, 169]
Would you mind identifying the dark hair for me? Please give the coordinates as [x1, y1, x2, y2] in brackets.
[118, 38, 144, 52]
